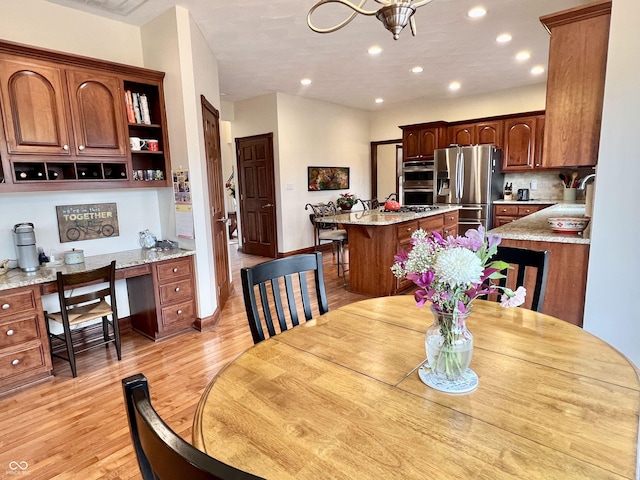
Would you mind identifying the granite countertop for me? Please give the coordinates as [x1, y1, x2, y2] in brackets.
[0, 248, 195, 291]
[319, 205, 460, 226]
[489, 203, 590, 244]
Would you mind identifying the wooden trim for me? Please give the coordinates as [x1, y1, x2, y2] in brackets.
[370, 138, 402, 199]
[0, 38, 165, 81]
[194, 310, 221, 331]
[540, 0, 612, 33]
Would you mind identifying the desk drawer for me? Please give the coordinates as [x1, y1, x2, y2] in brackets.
[0, 315, 40, 348]
[156, 257, 193, 282]
[0, 288, 38, 319]
[159, 279, 195, 305]
[0, 343, 47, 381]
[160, 300, 195, 328]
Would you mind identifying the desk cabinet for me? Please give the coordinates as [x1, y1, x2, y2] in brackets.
[128, 256, 197, 340]
[0, 285, 52, 393]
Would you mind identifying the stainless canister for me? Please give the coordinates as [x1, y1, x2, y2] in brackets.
[13, 223, 39, 272]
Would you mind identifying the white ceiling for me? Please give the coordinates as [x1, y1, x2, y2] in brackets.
[48, 0, 592, 111]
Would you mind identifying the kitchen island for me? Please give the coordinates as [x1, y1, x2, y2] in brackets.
[489, 203, 590, 326]
[321, 207, 459, 296]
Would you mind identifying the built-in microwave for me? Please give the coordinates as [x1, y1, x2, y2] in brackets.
[403, 188, 434, 206]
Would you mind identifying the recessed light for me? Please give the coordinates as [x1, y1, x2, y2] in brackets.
[531, 66, 545, 75]
[467, 7, 487, 18]
[368, 46, 382, 55]
[300, 78, 312, 86]
[449, 81, 461, 91]
[496, 33, 512, 44]
[516, 51, 531, 61]
[410, 66, 423, 74]
[375, 98, 384, 104]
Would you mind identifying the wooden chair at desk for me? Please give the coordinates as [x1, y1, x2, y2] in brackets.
[45, 261, 121, 377]
[490, 246, 550, 312]
[122, 373, 263, 480]
[241, 252, 329, 344]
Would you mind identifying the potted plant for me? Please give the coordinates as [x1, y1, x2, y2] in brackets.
[336, 193, 358, 211]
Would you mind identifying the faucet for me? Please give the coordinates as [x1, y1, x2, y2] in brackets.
[578, 173, 596, 190]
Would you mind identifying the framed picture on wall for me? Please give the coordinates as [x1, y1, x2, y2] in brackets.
[307, 166, 350, 191]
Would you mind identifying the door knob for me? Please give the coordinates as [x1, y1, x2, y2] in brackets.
[217, 217, 228, 222]
[262, 204, 273, 208]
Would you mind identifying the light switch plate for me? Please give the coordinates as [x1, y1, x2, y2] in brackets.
[530, 180, 537, 191]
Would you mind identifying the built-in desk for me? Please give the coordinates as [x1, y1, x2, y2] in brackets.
[0, 248, 197, 394]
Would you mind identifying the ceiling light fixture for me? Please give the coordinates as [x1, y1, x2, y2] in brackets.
[307, 0, 435, 41]
[496, 33, 512, 43]
[516, 51, 531, 61]
[531, 66, 545, 75]
[449, 81, 461, 91]
[467, 7, 487, 18]
[300, 79, 312, 86]
[375, 98, 384, 104]
[368, 46, 383, 55]
[411, 66, 424, 73]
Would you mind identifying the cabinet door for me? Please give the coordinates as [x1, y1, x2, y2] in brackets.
[403, 129, 421, 161]
[476, 121, 503, 148]
[0, 56, 72, 155]
[449, 124, 474, 146]
[65, 69, 127, 157]
[418, 128, 438, 158]
[502, 117, 537, 170]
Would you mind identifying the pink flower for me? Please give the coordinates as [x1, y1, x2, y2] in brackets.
[500, 286, 527, 308]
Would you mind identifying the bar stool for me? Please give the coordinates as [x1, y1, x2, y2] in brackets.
[305, 202, 348, 287]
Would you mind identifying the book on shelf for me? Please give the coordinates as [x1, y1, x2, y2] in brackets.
[125, 90, 136, 123]
[132, 92, 142, 124]
[139, 94, 152, 124]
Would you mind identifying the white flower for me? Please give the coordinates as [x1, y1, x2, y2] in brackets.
[500, 286, 527, 308]
[433, 247, 483, 288]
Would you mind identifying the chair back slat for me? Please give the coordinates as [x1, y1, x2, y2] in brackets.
[492, 246, 550, 312]
[241, 252, 329, 344]
[122, 374, 263, 480]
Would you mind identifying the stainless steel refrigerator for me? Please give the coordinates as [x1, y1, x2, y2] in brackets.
[434, 145, 504, 234]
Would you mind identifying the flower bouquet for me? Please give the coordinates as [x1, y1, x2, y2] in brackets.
[336, 193, 358, 210]
[391, 226, 526, 382]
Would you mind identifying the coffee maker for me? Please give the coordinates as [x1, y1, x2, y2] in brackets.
[13, 223, 40, 272]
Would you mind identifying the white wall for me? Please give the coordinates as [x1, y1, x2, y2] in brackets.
[583, 0, 640, 368]
[276, 93, 371, 253]
[370, 83, 547, 141]
[141, 6, 222, 318]
[0, 0, 143, 66]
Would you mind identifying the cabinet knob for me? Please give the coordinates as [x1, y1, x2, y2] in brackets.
[6, 329, 14, 336]
[78, 145, 85, 151]
[12, 359, 20, 366]
[173, 267, 178, 273]
[502, 208, 507, 212]
[177, 309, 183, 315]
[525, 209, 531, 213]
[2, 303, 9, 310]
[175, 287, 180, 292]
[406, 227, 412, 232]
[63, 144, 69, 151]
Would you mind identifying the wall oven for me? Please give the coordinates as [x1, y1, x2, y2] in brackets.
[401, 160, 435, 205]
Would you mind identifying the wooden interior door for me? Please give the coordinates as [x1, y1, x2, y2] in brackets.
[235, 133, 277, 258]
[201, 96, 230, 308]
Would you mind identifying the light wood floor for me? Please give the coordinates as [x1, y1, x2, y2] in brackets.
[0, 246, 371, 480]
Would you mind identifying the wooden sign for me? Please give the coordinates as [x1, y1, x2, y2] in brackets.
[56, 203, 119, 243]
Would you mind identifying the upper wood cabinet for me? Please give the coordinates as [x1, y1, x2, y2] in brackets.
[502, 115, 547, 171]
[448, 121, 503, 148]
[65, 69, 128, 157]
[540, 0, 611, 168]
[0, 40, 171, 192]
[0, 56, 72, 156]
[400, 122, 448, 161]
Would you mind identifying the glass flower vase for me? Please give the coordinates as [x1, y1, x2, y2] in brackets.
[425, 306, 474, 381]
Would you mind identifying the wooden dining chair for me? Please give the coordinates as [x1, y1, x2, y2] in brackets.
[122, 373, 263, 480]
[241, 252, 329, 344]
[45, 260, 120, 377]
[491, 246, 550, 312]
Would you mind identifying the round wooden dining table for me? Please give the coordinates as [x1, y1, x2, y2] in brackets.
[193, 296, 639, 479]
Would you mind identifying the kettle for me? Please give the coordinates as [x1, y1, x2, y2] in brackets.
[517, 188, 530, 201]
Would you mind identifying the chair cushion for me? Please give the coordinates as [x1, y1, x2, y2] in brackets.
[47, 300, 113, 326]
[318, 229, 347, 241]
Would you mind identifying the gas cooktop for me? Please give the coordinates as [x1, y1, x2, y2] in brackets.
[381, 205, 440, 213]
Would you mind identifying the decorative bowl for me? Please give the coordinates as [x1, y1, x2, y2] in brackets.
[547, 216, 590, 233]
